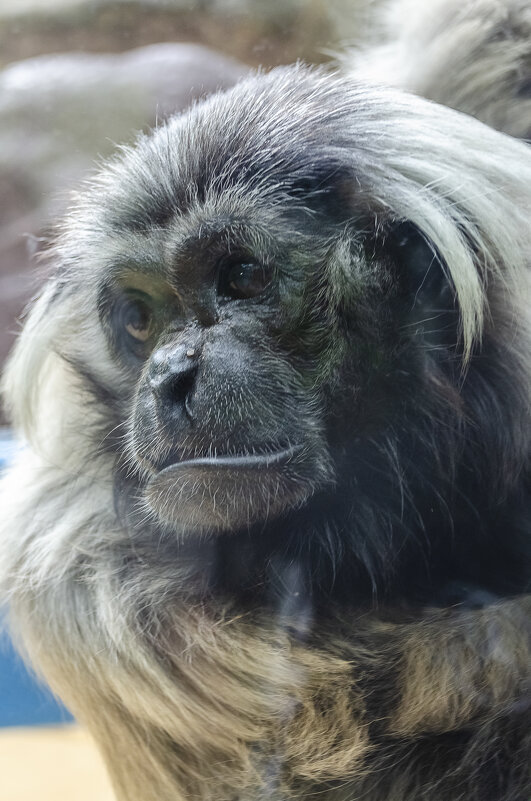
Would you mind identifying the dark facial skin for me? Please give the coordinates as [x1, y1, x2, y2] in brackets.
[105, 211, 366, 535]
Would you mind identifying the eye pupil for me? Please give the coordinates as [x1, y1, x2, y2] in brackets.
[220, 260, 272, 300]
[124, 299, 152, 342]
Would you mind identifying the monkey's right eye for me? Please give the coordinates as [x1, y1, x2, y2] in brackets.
[119, 296, 153, 344]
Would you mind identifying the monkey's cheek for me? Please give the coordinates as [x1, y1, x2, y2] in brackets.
[143, 457, 325, 534]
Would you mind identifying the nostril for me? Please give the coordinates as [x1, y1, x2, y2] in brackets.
[169, 368, 197, 413]
[172, 369, 195, 397]
[148, 341, 201, 421]
[149, 362, 198, 421]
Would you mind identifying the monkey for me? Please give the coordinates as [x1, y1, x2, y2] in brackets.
[0, 39, 530, 801]
[348, 0, 531, 138]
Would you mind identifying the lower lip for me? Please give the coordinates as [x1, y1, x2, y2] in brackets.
[156, 445, 302, 476]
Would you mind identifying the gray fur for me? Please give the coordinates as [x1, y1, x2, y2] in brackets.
[349, 0, 531, 138]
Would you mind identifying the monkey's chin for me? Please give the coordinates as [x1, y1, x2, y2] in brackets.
[144, 445, 314, 534]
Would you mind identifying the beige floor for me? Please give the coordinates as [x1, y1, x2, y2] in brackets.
[0, 725, 115, 801]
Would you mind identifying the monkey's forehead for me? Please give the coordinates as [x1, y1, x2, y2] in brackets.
[77, 63, 471, 242]
[90, 66, 363, 234]
[56, 61, 531, 284]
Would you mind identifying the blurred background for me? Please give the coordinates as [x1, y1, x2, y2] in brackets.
[0, 0, 365, 797]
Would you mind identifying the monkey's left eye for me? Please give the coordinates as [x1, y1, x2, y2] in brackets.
[121, 297, 153, 343]
[218, 258, 273, 300]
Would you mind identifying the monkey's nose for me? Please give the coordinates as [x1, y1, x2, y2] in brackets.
[148, 344, 199, 419]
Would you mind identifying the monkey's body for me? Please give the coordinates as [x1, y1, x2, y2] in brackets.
[2, 450, 530, 801]
[1, 5, 531, 801]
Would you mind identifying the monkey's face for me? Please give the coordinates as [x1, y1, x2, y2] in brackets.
[108, 212, 341, 534]
[99, 188, 399, 535]
[46, 68, 462, 543]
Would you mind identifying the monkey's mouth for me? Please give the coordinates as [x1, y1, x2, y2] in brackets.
[143, 442, 316, 534]
[155, 444, 303, 476]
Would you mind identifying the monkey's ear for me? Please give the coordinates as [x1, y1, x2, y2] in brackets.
[384, 221, 453, 306]
[382, 220, 458, 349]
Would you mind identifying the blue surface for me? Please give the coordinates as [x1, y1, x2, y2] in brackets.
[0, 634, 74, 727]
[0, 428, 19, 471]
[0, 428, 74, 727]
